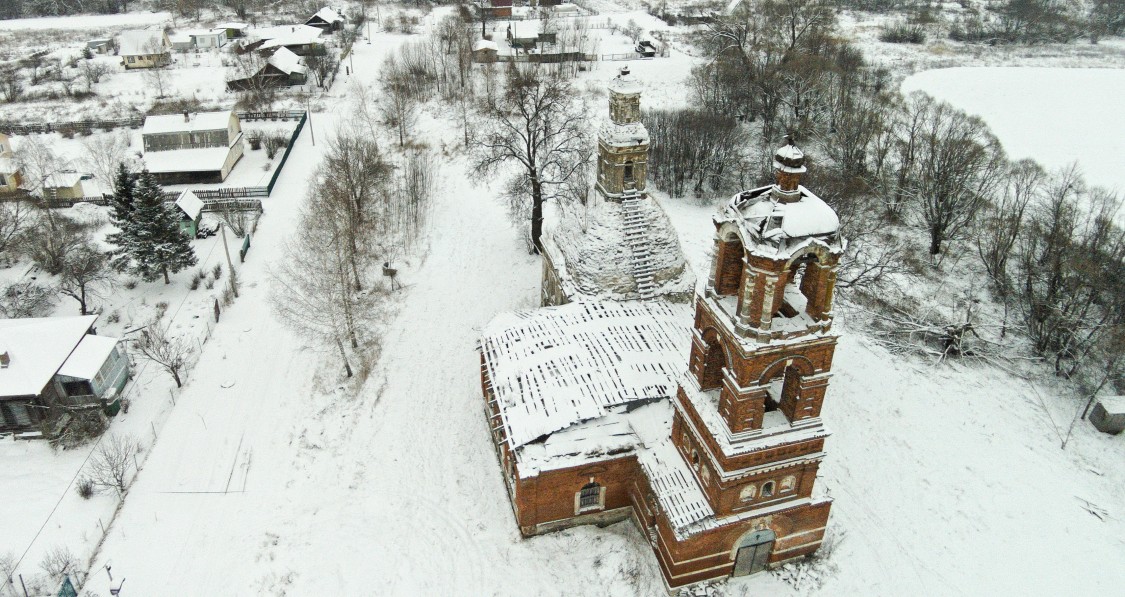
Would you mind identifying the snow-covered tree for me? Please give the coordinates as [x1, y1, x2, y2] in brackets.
[109, 169, 196, 284]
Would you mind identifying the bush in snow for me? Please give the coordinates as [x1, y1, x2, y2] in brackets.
[82, 434, 140, 495]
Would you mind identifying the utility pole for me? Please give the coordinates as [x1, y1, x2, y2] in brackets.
[306, 96, 315, 146]
[219, 223, 238, 298]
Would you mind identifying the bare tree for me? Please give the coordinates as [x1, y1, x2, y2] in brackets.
[320, 130, 393, 289]
[0, 200, 30, 258]
[271, 190, 376, 371]
[15, 136, 71, 196]
[58, 242, 113, 315]
[905, 97, 1005, 257]
[80, 59, 113, 91]
[82, 434, 140, 495]
[379, 55, 420, 147]
[0, 281, 54, 318]
[976, 158, 1043, 294]
[82, 131, 134, 191]
[0, 65, 23, 103]
[470, 64, 590, 253]
[133, 322, 193, 387]
[37, 547, 78, 588]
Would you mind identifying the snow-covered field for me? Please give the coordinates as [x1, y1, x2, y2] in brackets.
[902, 67, 1125, 194]
[3, 3, 1124, 596]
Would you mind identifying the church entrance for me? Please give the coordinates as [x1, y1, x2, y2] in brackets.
[732, 529, 775, 577]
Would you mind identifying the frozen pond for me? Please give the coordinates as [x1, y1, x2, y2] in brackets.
[902, 67, 1125, 194]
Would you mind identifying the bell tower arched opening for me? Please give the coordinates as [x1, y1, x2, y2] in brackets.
[714, 232, 745, 297]
[699, 328, 729, 391]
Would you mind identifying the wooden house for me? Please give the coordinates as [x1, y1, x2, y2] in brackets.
[0, 316, 129, 436]
[306, 7, 346, 32]
[0, 133, 22, 193]
[227, 47, 307, 91]
[141, 111, 245, 184]
[472, 39, 499, 63]
[118, 29, 172, 69]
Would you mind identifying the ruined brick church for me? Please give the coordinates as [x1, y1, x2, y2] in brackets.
[480, 69, 844, 589]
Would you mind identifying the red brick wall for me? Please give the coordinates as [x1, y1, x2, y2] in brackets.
[513, 456, 640, 535]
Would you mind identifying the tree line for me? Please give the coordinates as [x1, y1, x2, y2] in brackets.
[639, 0, 1123, 393]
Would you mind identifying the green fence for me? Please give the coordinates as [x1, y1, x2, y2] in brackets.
[267, 110, 308, 195]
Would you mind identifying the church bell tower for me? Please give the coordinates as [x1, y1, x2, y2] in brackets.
[596, 67, 649, 201]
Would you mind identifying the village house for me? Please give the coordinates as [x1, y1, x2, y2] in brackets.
[0, 316, 129, 435]
[118, 29, 172, 69]
[472, 39, 499, 63]
[480, 74, 844, 590]
[174, 190, 204, 237]
[479, 0, 514, 18]
[227, 47, 307, 91]
[306, 7, 346, 32]
[41, 171, 92, 200]
[171, 28, 227, 52]
[141, 110, 245, 185]
[0, 132, 22, 193]
[247, 25, 325, 57]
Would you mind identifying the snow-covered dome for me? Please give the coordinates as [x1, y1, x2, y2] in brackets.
[773, 138, 806, 174]
[608, 66, 643, 96]
[719, 184, 843, 260]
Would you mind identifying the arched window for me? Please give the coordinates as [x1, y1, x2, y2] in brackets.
[623, 160, 634, 182]
[761, 481, 775, 498]
[578, 482, 602, 511]
[692, 451, 700, 470]
[739, 484, 756, 502]
[780, 475, 796, 492]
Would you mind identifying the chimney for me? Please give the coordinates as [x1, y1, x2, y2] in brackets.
[772, 136, 806, 203]
[0, 351, 9, 368]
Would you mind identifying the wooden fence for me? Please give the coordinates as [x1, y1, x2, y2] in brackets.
[0, 110, 303, 136]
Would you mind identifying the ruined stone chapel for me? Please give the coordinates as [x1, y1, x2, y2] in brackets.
[480, 68, 845, 589]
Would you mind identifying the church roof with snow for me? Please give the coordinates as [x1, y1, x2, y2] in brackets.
[480, 301, 691, 452]
[717, 185, 842, 261]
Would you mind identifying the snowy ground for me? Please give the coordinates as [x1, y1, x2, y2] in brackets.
[3, 4, 1124, 596]
[902, 67, 1125, 195]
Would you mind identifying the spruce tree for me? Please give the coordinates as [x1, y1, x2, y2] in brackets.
[114, 170, 197, 284]
[106, 163, 139, 273]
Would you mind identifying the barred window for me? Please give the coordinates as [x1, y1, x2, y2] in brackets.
[578, 482, 601, 510]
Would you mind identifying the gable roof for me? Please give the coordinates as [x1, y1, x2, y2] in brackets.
[480, 301, 690, 450]
[175, 190, 204, 220]
[255, 25, 324, 50]
[0, 316, 96, 397]
[308, 7, 345, 24]
[118, 29, 168, 56]
[58, 335, 120, 381]
[267, 47, 305, 76]
[143, 111, 233, 136]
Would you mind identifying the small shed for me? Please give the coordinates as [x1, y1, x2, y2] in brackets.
[473, 39, 498, 63]
[87, 39, 113, 54]
[218, 22, 249, 39]
[175, 190, 204, 236]
[1090, 396, 1125, 435]
[192, 29, 227, 49]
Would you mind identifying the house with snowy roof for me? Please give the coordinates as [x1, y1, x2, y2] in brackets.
[0, 316, 129, 435]
[226, 47, 307, 91]
[481, 136, 845, 589]
[248, 25, 325, 56]
[141, 110, 245, 184]
[0, 132, 22, 194]
[118, 29, 171, 69]
[306, 7, 346, 32]
[541, 68, 693, 306]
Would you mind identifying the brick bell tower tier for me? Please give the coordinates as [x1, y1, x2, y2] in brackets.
[539, 67, 693, 306]
[667, 138, 843, 578]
